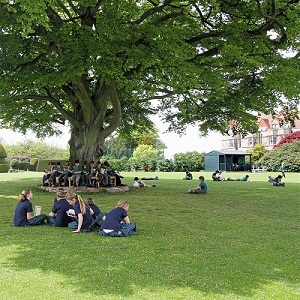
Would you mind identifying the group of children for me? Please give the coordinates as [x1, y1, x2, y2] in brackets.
[43, 160, 123, 188]
[13, 188, 137, 237]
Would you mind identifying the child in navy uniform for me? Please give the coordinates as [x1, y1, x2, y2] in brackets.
[85, 198, 106, 227]
[47, 188, 73, 227]
[66, 191, 95, 232]
[99, 200, 136, 237]
[13, 189, 47, 226]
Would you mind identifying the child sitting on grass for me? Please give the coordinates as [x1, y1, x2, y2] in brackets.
[66, 191, 95, 233]
[188, 176, 209, 194]
[85, 197, 106, 227]
[13, 189, 47, 226]
[99, 200, 136, 237]
[47, 188, 73, 227]
[133, 177, 155, 187]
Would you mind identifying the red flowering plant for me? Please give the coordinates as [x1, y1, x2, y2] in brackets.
[273, 131, 300, 149]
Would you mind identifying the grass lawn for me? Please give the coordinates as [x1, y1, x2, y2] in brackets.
[0, 171, 299, 300]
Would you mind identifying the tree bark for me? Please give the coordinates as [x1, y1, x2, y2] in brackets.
[67, 80, 121, 162]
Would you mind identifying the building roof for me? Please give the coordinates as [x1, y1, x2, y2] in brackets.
[206, 150, 251, 156]
[258, 113, 300, 130]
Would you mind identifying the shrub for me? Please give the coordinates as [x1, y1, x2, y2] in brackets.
[10, 159, 19, 169]
[30, 158, 39, 166]
[19, 162, 30, 171]
[0, 144, 7, 164]
[28, 158, 39, 171]
[259, 140, 300, 172]
[0, 164, 9, 173]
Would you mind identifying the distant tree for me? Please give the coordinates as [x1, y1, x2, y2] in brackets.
[159, 159, 174, 173]
[4, 141, 69, 160]
[99, 155, 130, 172]
[259, 140, 300, 172]
[173, 151, 205, 172]
[129, 145, 158, 171]
[105, 129, 166, 159]
[248, 143, 266, 164]
[273, 131, 300, 149]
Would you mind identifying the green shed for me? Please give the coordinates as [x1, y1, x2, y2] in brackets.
[205, 150, 252, 172]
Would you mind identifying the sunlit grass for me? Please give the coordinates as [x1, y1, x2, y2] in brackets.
[0, 171, 299, 299]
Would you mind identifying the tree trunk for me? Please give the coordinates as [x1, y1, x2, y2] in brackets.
[67, 80, 121, 163]
[69, 125, 105, 163]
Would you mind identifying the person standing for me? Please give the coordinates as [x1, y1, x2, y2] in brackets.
[13, 189, 47, 226]
[280, 162, 286, 178]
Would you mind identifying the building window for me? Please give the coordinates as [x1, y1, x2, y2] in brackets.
[248, 138, 253, 146]
[229, 140, 234, 148]
[269, 136, 277, 145]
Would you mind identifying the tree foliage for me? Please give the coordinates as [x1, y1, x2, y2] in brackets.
[173, 151, 205, 172]
[129, 144, 158, 170]
[4, 141, 69, 160]
[104, 128, 165, 158]
[247, 143, 266, 164]
[0, 1, 299, 161]
[259, 140, 300, 172]
[273, 131, 300, 149]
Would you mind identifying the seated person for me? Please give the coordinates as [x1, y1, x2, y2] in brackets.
[103, 161, 124, 186]
[71, 159, 83, 187]
[133, 177, 155, 187]
[47, 188, 73, 227]
[227, 175, 250, 181]
[183, 170, 193, 180]
[99, 200, 136, 237]
[215, 171, 225, 181]
[188, 176, 209, 194]
[212, 170, 220, 181]
[42, 161, 55, 186]
[273, 175, 285, 186]
[85, 197, 106, 227]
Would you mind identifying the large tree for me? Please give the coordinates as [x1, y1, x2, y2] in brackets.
[0, 0, 299, 161]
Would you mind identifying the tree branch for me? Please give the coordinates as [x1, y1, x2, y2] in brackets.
[71, 76, 94, 124]
[131, 0, 173, 24]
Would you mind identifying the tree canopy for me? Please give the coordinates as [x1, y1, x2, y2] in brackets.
[0, 0, 299, 161]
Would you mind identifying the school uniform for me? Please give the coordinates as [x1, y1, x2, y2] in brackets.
[68, 202, 94, 232]
[99, 207, 136, 237]
[88, 164, 97, 186]
[89, 203, 106, 226]
[81, 165, 90, 186]
[13, 199, 47, 226]
[63, 166, 73, 186]
[50, 165, 64, 186]
[47, 198, 73, 227]
[72, 164, 83, 186]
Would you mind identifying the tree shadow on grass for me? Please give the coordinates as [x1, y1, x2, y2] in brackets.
[1, 219, 300, 299]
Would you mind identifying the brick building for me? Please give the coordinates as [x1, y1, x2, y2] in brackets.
[221, 114, 300, 151]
